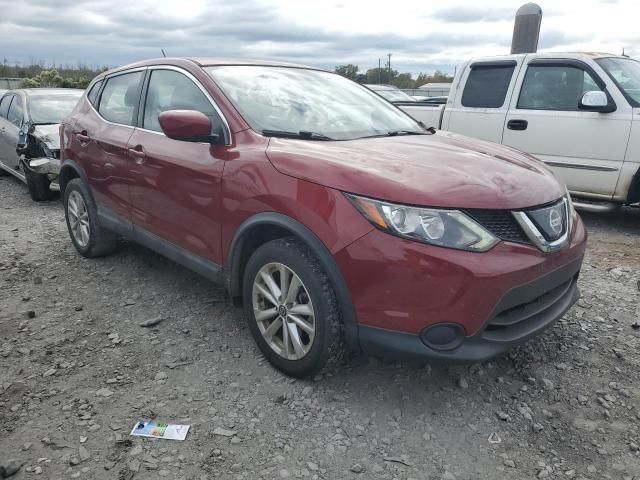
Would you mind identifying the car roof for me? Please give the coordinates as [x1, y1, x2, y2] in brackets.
[467, 52, 629, 64]
[12, 88, 84, 97]
[97, 57, 326, 80]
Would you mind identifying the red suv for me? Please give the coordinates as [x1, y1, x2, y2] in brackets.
[59, 58, 586, 377]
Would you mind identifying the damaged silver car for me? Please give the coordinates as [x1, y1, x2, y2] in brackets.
[0, 88, 83, 200]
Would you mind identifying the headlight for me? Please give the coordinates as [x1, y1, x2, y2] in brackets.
[346, 194, 498, 252]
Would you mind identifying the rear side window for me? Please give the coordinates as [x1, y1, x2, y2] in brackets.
[518, 65, 603, 111]
[142, 69, 219, 133]
[98, 71, 143, 126]
[461, 64, 516, 108]
[87, 79, 103, 106]
[0, 95, 12, 118]
[7, 96, 24, 126]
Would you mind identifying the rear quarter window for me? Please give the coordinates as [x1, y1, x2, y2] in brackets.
[461, 64, 516, 108]
[87, 79, 104, 107]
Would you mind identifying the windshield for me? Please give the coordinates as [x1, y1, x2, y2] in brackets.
[597, 57, 640, 106]
[29, 94, 82, 124]
[206, 66, 421, 140]
[375, 89, 416, 102]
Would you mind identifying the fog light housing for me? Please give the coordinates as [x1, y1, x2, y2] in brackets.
[420, 323, 464, 351]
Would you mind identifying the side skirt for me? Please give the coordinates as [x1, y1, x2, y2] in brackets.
[97, 206, 224, 285]
[0, 160, 26, 183]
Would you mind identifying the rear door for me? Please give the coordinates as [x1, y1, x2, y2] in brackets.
[126, 67, 230, 263]
[74, 70, 144, 221]
[502, 58, 632, 198]
[443, 58, 524, 143]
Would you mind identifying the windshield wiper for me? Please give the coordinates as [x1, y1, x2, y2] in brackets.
[386, 130, 431, 136]
[261, 129, 334, 141]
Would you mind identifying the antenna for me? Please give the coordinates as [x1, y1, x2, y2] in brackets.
[161, 49, 167, 58]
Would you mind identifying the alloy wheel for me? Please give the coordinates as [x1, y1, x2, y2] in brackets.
[252, 262, 316, 360]
[67, 191, 90, 248]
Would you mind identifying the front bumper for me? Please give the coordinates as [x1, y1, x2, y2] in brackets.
[334, 215, 587, 362]
[357, 257, 581, 362]
[24, 156, 61, 190]
[28, 156, 61, 177]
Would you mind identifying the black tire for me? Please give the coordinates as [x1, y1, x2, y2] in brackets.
[63, 178, 118, 258]
[243, 237, 344, 378]
[25, 169, 54, 201]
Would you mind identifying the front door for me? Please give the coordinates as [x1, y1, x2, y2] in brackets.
[127, 68, 229, 263]
[0, 94, 23, 172]
[502, 60, 632, 199]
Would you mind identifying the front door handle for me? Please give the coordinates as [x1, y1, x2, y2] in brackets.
[128, 146, 146, 164]
[507, 119, 528, 131]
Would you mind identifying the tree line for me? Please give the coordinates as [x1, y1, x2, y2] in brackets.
[1, 59, 107, 89]
[334, 64, 453, 88]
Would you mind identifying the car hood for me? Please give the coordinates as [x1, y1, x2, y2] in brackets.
[265, 131, 564, 210]
[30, 124, 60, 150]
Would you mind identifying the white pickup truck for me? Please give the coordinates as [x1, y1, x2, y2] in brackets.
[402, 52, 640, 211]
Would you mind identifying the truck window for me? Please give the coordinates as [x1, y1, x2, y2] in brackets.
[518, 65, 603, 111]
[461, 65, 515, 108]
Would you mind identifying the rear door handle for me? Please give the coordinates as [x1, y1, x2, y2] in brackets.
[76, 131, 91, 142]
[128, 146, 146, 164]
[507, 119, 528, 131]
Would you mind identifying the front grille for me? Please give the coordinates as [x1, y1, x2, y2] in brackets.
[464, 209, 531, 244]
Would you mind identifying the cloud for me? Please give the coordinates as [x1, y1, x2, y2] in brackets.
[0, 0, 637, 76]
[431, 6, 514, 23]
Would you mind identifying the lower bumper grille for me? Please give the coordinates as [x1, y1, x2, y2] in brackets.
[481, 259, 582, 343]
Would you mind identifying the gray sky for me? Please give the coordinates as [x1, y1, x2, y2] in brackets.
[0, 0, 638, 76]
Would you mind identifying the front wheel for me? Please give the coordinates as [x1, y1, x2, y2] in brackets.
[63, 178, 118, 258]
[243, 237, 343, 378]
[25, 168, 54, 201]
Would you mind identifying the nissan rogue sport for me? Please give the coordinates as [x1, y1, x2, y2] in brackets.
[59, 58, 587, 377]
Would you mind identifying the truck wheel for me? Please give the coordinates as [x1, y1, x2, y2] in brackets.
[63, 178, 118, 258]
[243, 237, 344, 378]
[25, 169, 54, 201]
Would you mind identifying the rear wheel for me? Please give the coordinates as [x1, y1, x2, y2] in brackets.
[63, 178, 118, 257]
[243, 237, 344, 378]
[25, 168, 54, 201]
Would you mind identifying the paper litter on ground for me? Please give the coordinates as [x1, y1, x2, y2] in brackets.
[130, 420, 190, 441]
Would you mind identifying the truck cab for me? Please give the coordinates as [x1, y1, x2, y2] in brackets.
[440, 52, 640, 210]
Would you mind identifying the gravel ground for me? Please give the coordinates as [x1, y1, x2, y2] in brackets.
[1, 175, 639, 480]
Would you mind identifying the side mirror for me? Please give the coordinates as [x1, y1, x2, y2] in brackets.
[579, 91, 615, 113]
[158, 110, 220, 144]
[16, 122, 31, 151]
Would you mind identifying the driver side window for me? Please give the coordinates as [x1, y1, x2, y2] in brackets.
[7, 96, 24, 127]
[518, 64, 604, 111]
[142, 69, 223, 138]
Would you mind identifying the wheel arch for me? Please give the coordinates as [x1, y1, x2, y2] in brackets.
[227, 212, 360, 351]
[58, 160, 89, 195]
[626, 166, 640, 204]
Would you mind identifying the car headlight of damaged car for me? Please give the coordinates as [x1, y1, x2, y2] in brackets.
[346, 194, 498, 252]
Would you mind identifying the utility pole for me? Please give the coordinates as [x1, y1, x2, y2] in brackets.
[387, 53, 392, 84]
[378, 58, 382, 84]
